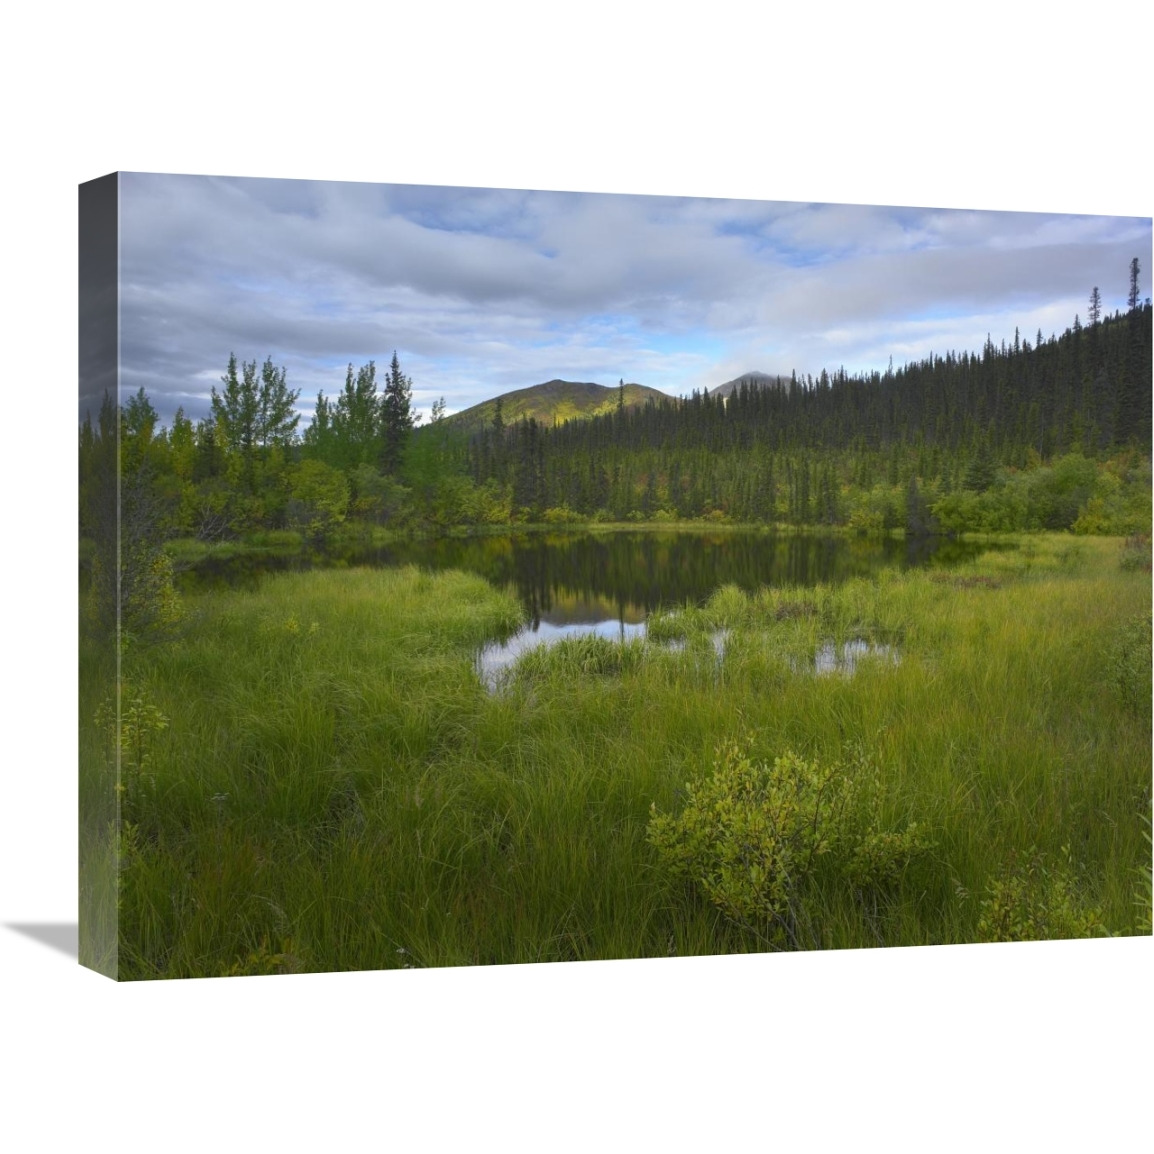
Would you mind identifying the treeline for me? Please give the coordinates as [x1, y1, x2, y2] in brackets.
[80, 299, 1152, 554]
[461, 300, 1152, 534]
[79, 351, 423, 546]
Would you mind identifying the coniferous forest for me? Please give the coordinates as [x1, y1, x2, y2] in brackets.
[81, 300, 1152, 550]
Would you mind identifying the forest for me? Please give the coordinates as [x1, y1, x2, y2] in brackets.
[80, 295, 1152, 559]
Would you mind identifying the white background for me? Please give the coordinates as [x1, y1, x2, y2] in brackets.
[1, 3, 1150, 1149]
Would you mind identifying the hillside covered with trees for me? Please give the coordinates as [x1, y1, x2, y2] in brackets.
[442, 379, 669, 434]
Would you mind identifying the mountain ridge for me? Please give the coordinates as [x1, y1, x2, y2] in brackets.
[443, 378, 672, 432]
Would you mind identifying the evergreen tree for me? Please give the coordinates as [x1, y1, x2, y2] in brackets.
[963, 440, 997, 492]
[905, 474, 931, 536]
[304, 391, 336, 463]
[381, 351, 414, 473]
[122, 387, 159, 470]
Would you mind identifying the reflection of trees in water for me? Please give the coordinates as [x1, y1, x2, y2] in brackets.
[179, 532, 994, 622]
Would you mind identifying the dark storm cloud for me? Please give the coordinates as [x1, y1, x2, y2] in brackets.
[111, 172, 1151, 423]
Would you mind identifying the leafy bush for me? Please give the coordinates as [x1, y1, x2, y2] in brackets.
[1118, 534, 1152, 572]
[221, 937, 305, 977]
[349, 464, 412, 525]
[286, 459, 350, 542]
[86, 462, 185, 648]
[542, 505, 582, 524]
[1107, 612, 1152, 720]
[934, 452, 1140, 533]
[94, 688, 170, 826]
[648, 741, 929, 948]
[976, 847, 1108, 942]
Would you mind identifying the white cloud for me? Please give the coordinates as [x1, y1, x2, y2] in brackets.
[114, 172, 1151, 423]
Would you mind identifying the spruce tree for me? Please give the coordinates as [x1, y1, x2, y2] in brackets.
[380, 352, 414, 474]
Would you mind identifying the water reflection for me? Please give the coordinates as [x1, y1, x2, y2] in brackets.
[477, 624, 903, 692]
[476, 620, 733, 691]
[812, 639, 900, 676]
[178, 530, 992, 633]
[477, 619, 649, 689]
[178, 530, 988, 685]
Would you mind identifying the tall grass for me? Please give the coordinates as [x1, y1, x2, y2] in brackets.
[97, 538, 1152, 978]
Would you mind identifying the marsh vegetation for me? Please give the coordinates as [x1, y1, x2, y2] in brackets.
[77, 294, 1152, 977]
[80, 531, 1151, 977]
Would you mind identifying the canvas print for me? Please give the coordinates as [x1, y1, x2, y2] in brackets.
[79, 173, 1152, 980]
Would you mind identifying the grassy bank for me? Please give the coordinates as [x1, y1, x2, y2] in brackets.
[87, 535, 1151, 978]
[155, 519, 916, 568]
[156, 518, 749, 567]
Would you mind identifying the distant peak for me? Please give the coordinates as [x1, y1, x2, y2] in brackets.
[711, 371, 790, 399]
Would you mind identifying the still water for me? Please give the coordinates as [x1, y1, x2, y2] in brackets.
[182, 529, 989, 682]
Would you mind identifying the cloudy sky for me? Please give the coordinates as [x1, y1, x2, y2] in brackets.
[112, 172, 1150, 426]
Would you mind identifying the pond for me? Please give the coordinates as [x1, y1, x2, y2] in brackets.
[179, 529, 992, 682]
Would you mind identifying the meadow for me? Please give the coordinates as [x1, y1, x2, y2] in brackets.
[80, 533, 1151, 978]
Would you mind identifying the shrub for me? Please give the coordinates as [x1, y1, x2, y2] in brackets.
[221, 937, 305, 977]
[1119, 534, 1152, 572]
[286, 459, 350, 542]
[86, 464, 185, 648]
[847, 507, 885, 535]
[976, 847, 1108, 942]
[648, 741, 929, 948]
[542, 505, 582, 524]
[94, 688, 170, 826]
[1107, 612, 1152, 720]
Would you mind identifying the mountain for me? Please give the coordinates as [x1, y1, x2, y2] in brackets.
[709, 371, 791, 400]
[443, 379, 671, 433]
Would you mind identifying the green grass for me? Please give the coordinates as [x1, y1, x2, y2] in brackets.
[86, 536, 1152, 978]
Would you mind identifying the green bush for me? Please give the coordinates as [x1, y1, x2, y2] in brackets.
[1107, 612, 1152, 720]
[542, 505, 582, 524]
[648, 741, 929, 948]
[976, 847, 1108, 942]
[1118, 534, 1152, 572]
[94, 687, 169, 828]
[286, 459, 350, 542]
